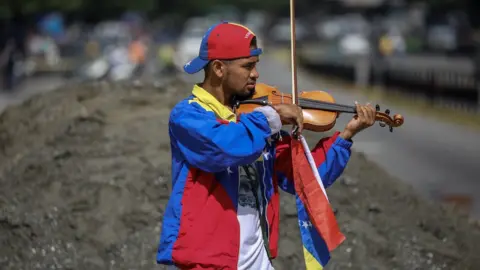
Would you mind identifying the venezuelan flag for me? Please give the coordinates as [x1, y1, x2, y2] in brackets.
[291, 135, 345, 269]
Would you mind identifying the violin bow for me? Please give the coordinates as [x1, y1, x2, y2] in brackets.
[290, 0, 298, 104]
[289, 0, 300, 136]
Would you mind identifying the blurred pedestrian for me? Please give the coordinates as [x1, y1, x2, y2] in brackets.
[84, 39, 100, 59]
[128, 36, 147, 78]
[2, 10, 28, 91]
[473, 31, 480, 106]
[157, 43, 175, 75]
[156, 21, 377, 269]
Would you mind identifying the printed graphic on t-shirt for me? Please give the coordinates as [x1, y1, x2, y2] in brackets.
[238, 165, 257, 209]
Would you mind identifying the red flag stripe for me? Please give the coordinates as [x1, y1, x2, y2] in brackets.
[291, 137, 345, 251]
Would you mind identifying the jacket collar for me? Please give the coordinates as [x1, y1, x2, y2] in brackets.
[192, 84, 236, 122]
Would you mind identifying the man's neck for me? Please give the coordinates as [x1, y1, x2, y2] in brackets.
[200, 80, 233, 110]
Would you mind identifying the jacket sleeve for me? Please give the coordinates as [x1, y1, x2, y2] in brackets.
[274, 131, 352, 194]
[169, 105, 282, 173]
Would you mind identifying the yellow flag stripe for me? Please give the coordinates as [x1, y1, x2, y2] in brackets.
[303, 246, 324, 270]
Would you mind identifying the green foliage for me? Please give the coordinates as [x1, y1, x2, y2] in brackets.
[0, 0, 289, 18]
[0, 0, 472, 19]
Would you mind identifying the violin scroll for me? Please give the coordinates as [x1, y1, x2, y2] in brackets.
[375, 104, 404, 132]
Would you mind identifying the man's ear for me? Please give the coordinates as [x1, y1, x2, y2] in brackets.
[211, 60, 226, 78]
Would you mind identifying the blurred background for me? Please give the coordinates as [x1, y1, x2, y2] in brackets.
[1, 0, 480, 106]
[1, 0, 480, 269]
[1, 0, 480, 110]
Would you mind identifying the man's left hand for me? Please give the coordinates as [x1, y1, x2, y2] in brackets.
[340, 102, 376, 140]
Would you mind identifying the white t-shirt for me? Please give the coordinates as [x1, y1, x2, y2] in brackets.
[237, 164, 274, 270]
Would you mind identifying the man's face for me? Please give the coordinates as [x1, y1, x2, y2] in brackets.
[223, 56, 259, 98]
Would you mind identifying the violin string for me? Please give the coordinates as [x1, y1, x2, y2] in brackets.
[303, 99, 354, 112]
[307, 102, 348, 112]
[298, 97, 344, 109]
[317, 99, 355, 111]
[299, 99, 336, 111]
[305, 100, 353, 113]
[298, 98, 356, 113]
[298, 98, 395, 125]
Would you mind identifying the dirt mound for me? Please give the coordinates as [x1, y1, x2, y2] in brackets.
[0, 81, 479, 270]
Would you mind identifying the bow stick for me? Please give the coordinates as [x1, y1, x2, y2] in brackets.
[290, 0, 298, 103]
[289, 0, 300, 137]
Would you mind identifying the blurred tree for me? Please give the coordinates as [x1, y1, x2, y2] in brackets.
[0, 0, 477, 27]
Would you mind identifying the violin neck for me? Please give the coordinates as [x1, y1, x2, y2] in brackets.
[235, 96, 357, 114]
[298, 98, 357, 114]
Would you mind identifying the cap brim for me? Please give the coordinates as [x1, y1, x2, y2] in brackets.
[183, 57, 209, 74]
[251, 48, 262, 56]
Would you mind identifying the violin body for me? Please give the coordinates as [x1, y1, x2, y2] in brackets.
[234, 83, 404, 133]
[235, 83, 339, 132]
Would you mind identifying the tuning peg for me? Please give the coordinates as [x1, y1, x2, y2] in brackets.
[389, 126, 393, 132]
[385, 109, 390, 115]
[376, 104, 380, 111]
[379, 122, 386, 127]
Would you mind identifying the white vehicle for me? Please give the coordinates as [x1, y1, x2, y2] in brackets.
[81, 57, 110, 80]
[174, 17, 218, 72]
[338, 33, 370, 56]
[173, 29, 204, 72]
[269, 18, 308, 45]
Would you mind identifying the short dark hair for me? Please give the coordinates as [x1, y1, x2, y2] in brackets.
[250, 36, 257, 48]
[203, 59, 232, 77]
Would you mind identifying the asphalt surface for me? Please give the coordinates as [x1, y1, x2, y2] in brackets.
[182, 50, 480, 219]
[0, 75, 66, 113]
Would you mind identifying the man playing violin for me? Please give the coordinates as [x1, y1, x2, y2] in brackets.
[156, 21, 376, 270]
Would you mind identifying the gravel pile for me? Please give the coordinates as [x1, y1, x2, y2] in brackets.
[0, 80, 479, 270]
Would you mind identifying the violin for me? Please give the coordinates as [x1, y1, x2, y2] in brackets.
[233, 83, 404, 132]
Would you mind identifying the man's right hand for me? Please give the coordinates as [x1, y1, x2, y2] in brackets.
[271, 104, 304, 134]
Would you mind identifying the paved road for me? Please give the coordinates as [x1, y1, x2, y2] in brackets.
[0, 76, 66, 113]
[181, 50, 480, 219]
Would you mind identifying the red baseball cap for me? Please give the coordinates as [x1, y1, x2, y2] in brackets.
[183, 21, 263, 74]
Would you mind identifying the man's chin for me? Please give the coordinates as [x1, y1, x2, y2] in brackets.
[235, 88, 255, 101]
